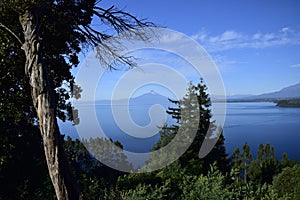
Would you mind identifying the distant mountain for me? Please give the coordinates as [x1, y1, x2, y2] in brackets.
[129, 90, 171, 107]
[227, 82, 300, 102]
[254, 82, 300, 99]
[95, 90, 173, 107]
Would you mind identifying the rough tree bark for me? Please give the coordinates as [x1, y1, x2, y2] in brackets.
[19, 10, 81, 200]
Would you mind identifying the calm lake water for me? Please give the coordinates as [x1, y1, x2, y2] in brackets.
[223, 102, 300, 160]
[59, 102, 300, 160]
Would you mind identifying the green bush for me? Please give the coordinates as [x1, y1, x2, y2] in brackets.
[273, 164, 300, 199]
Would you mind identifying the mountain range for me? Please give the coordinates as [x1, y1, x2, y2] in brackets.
[92, 82, 300, 104]
[226, 82, 300, 101]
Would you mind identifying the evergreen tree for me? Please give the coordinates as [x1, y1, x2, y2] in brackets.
[248, 143, 279, 184]
[153, 80, 229, 175]
[241, 142, 252, 183]
[231, 142, 252, 183]
[231, 147, 242, 182]
[280, 152, 299, 169]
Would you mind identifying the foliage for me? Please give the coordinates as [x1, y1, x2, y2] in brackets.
[231, 142, 253, 183]
[115, 162, 298, 200]
[249, 143, 279, 184]
[280, 152, 299, 169]
[232, 142, 280, 185]
[64, 137, 135, 199]
[151, 80, 229, 175]
[1, 130, 299, 199]
[82, 137, 133, 173]
[105, 80, 300, 199]
[179, 164, 231, 200]
[273, 164, 300, 199]
[116, 163, 298, 200]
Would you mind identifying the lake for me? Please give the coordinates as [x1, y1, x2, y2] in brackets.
[59, 102, 300, 161]
[223, 102, 300, 160]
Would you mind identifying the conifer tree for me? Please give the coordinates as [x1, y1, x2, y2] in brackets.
[248, 143, 279, 184]
[154, 79, 229, 174]
[231, 142, 252, 183]
[240, 142, 252, 183]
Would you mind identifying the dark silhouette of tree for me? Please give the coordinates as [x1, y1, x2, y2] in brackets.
[240, 142, 252, 183]
[280, 152, 299, 169]
[0, 1, 155, 199]
[231, 143, 281, 186]
[152, 80, 229, 175]
[248, 143, 279, 184]
[1, 23, 56, 199]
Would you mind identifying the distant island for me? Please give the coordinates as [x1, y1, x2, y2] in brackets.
[275, 99, 300, 107]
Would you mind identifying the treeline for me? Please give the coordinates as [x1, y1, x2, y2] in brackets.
[114, 142, 300, 200]
[276, 99, 300, 107]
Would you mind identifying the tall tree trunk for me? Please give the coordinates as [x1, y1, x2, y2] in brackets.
[19, 10, 81, 200]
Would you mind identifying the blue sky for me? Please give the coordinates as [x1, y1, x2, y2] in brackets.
[75, 0, 300, 99]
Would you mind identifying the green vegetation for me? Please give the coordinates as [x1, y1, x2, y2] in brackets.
[276, 99, 300, 107]
[2, 1, 298, 199]
[150, 80, 230, 175]
[2, 80, 300, 199]
[3, 134, 299, 199]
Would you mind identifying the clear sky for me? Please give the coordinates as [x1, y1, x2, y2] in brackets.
[75, 0, 300, 99]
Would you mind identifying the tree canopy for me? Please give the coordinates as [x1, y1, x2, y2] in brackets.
[151, 80, 229, 175]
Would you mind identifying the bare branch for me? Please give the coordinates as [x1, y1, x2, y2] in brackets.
[0, 22, 23, 45]
[75, 5, 157, 70]
[93, 6, 154, 35]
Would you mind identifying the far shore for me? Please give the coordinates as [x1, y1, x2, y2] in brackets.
[212, 98, 300, 108]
